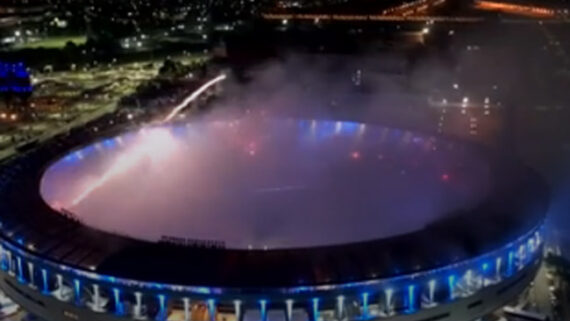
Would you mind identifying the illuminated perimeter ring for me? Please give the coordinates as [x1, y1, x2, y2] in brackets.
[0, 120, 548, 321]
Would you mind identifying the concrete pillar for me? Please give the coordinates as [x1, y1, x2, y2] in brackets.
[183, 298, 190, 321]
[285, 299, 293, 321]
[27, 262, 35, 287]
[134, 291, 143, 319]
[233, 300, 241, 321]
[56, 274, 63, 290]
[16, 256, 23, 281]
[496, 257, 502, 280]
[385, 289, 394, 316]
[0, 245, 5, 270]
[335, 296, 344, 321]
[92, 284, 101, 311]
[54, 274, 65, 301]
[6, 251, 13, 275]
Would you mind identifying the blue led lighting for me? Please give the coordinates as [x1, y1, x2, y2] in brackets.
[361, 292, 369, 318]
[41, 269, 48, 293]
[208, 298, 216, 321]
[113, 288, 123, 315]
[312, 298, 319, 321]
[0, 62, 32, 94]
[0, 221, 544, 320]
[447, 275, 455, 300]
[0, 255, 6, 271]
[74, 279, 81, 305]
[158, 294, 166, 320]
[260, 299, 267, 321]
[407, 285, 416, 312]
[102, 139, 115, 149]
[340, 121, 358, 134]
[508, 251, 514, 276]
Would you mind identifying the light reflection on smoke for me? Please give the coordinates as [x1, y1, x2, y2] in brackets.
[40, 118, 491, 249]
[71, 127, 179, 207]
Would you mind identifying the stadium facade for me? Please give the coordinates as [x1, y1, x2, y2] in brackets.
[0, 118, 548, 321]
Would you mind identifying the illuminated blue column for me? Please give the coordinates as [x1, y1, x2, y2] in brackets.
[528, 238, 535, 254]
[482, 262, 489, 274]
[447, 275, 456, 300]
[361, 292, 369, 318]
[158, 294, 167, 320]
[507, 251, 514, 276]
[407, 285, 416, 312]
[208, 299, 216, 321]
[41, 269, 49, 293]
[113, 288, 124, 315]
[74, 279, 81, 305]
[311, 298, 320, 321]
[260, 299, 267, 321]
[0, 245, 6, 270]
[481, 262, 490, 286]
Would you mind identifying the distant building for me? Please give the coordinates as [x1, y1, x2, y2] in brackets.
[0, 62, 33, 108]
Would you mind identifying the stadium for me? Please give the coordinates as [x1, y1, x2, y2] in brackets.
[0, 115, 548, 321]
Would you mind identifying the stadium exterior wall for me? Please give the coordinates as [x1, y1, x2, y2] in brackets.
[0, 225, 544, 321]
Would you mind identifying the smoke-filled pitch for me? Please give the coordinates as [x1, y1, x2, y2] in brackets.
[41, 117, 492, 249]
